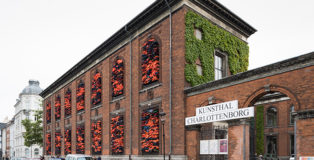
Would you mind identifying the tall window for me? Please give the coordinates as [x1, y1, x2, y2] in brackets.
[112, 58, 124, 97]
[46, 102, 51, 123]
[111, 115, 124, 154]
[34, 148, 39, 156]
[266, 136, 277, 155]
[91, 71, 102, 106]
[64, 129, 71, 154]
[290, 105, 295, 125]
[141, 37, 160, 85]
[55, 132, 61, 155]
[55, 96, 61, 120]
[141, 108, 159, 154]
[76, 126, 85, 154]
[267, 107, 277, 127]
[290, 134, 295, 155]
[76, 81, 85, 112]
[64, 89, 72, 117]
[214, 53, 226, 80]
[45, 133, 51, 155]
[91, 120, 102, 154]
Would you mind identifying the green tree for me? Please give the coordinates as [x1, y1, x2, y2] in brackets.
[22, 110, 43, 147]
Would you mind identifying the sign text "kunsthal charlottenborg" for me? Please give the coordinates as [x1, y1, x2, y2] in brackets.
[185, 100, 254, 126]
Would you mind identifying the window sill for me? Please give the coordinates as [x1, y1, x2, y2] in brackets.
[65, 115, 71, 119]
[140, 83, 162, 93]
[91, 104, 102, 110]
[110, 96, 125, 103]
[77, 111, 85, 115]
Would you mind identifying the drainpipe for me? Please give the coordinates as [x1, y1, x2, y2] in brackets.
[125, 26, 133, 160]
[164, 0, 172, 158]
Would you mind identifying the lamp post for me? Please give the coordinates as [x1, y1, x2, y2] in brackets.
[159, 111, 166, 160]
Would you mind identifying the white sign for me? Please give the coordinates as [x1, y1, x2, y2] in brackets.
[208, 140, 219, 154]
[196, 100, 238, 116]
[186, 107, 254, 126]
[200, 140, 209, 154]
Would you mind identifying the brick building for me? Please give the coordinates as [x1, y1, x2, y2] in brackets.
[40, 0, 314, 160]
[185, 53, 314, 160]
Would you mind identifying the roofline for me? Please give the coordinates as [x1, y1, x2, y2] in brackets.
[185, 52, 314, 96]
[40, 0, 256, 97]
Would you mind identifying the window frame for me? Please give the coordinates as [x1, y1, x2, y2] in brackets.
[139, 104, 162, 155]
[91, 69, 102, 108]
[266, 106, 278, 127]
[110, 113, 125, 155]
[111, 56, 125, 100]
[140, 36, 162, 89]
[214, 51, 228, 80]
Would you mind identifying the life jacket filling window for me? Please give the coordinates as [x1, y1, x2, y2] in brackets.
[141, 38, 160, 85]
[64, 89, 72, 116]
[64, 129, 71, 154]
[141, 108, 159, 154]
[46, 102, 51, 123]
[55, 96, 61, 120]
[55, 132, 61, 155]
[91, 120, 102, 154]
[76, 126, 85, 154]
[112, 58, 124, 97]
[76, 81, 85, 112]
[91, 71, 102, 105]
[45, 133, 51, 155]
[111, 115, 124, 154]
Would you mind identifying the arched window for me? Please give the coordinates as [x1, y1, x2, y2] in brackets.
[91, 120, 102, 154]
[91, 71, 102, 106]
[290, 105, 295, 125]
[34, 148, 39, 156]
[55, 96, 61, 120]
[64, 89, 72, 117]
[46, 102, 51, 123]
[112, 58, 124, 97]
[141, 37, 160, 85]
[267, 107, 277, 127]
[76, 81, 85, 112]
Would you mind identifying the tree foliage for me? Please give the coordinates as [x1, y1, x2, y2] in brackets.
[22, 110, 43, 147]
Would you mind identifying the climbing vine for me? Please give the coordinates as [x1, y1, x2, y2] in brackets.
[185, 11, 249, 86]
[256, 105, 264, 155]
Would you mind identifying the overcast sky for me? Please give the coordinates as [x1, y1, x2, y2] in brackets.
[0, 0, 313, 121]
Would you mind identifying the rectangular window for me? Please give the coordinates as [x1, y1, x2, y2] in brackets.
[214, 53, 226, 80]
[141, 108, 159, 154]
[111, 115, 124, 155]
[266, 136, 277, 155]
[290, 134, 295, 155]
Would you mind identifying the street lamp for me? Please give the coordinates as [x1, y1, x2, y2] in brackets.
[159, 111, 166, 160]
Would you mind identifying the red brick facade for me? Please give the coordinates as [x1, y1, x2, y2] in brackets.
[185, 60, 314, 159]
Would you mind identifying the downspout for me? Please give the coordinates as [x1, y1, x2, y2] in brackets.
[164, 0, 172, 157]
[125, 26, 133, 160]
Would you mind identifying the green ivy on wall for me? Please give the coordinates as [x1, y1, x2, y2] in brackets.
[256, 105, 264, 155]
[185, 11, 250, 86]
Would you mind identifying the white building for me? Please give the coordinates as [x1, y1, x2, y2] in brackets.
[11, 80, 43, 160]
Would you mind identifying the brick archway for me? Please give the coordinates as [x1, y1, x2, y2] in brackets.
[243, 84, 301, 111]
